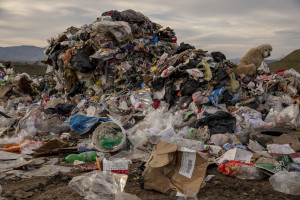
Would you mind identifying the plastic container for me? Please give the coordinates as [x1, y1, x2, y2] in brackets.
[92, 119, 127, 153]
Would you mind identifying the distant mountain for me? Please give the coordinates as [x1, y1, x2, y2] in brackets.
[269, 49, 300, 72]
[0, 45, 46, 62]
[229, 58, 240, 65]
[230, 58, 280, 65]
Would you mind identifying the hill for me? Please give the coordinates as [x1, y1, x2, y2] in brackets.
[230, 58, 280, 65]
[0, 45, 46, 62]
[269, 49, 300, 73]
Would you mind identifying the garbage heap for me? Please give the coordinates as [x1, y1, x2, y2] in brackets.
[1, 9, 300, 199]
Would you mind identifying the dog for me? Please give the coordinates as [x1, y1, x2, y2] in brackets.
[236, 44, 272, 75]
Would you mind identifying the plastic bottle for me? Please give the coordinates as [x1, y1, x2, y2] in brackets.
[62, 151, 97, 163]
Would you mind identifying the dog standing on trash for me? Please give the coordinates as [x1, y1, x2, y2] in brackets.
[236, 44, 272, 75]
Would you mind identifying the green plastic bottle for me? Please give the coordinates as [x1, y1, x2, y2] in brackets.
[62, 151, 97, 163]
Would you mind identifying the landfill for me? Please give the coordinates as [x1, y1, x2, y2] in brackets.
[0, 9, 300, 200]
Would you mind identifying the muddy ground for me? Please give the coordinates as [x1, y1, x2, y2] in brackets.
[0, 161, 298, 200]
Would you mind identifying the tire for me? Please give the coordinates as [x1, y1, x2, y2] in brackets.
[249, 127, 300, 147]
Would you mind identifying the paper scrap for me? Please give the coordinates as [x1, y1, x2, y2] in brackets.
[179, 151, 196, 178]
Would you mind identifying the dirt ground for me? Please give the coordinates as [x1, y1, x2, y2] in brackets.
[0, 161, 298, 200]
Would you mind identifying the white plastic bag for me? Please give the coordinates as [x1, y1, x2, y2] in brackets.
[264, 104, 283, 123]
[208, 134, 232, 147]
[275, 104, 299, 127]
[69, 171, 128, 200]
[269, 171, 300, 195]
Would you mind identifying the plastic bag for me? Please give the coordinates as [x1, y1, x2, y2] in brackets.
[16, 105, 42, 137]
[229, 72, 239, 92]
[40, 117, 70, 133]
[92, 20, 132, 42]
[186, 68, 203, 80]
[208, 134, 232, 146]
[287, 86, 297, 96]
[92, 116, 127, 152]
[70, 114, 110, 135]
[153, 87, 165, 100]
[70, 50, 94, 73]
[264, 104, 283, 123]
[207, 87, 225, 107]
[86, 106, 101, 117]
[197, 60, 212, 81]
[192, 91, 209, 104]
[269, 171, 300, 195]
[0, 117, 16, 128]
[234, 164, 265, 180]
[118, 99, 129, 111]
[193, 111, 236, 135]
[161, 66, 176, 78]
[55, 103, 75, 115]
[130, 89, 153, 110]
[180, 79, 201, 96]
[69, 171, 128, 200]
[218, 160, 264, 180]
[284, 68, 300, 79]
[266, 94, 294, 108]
[275, 104, 299, 127]
[130, 124, 176, 147]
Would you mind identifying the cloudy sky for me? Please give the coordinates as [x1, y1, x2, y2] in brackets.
[1, 0, 300, 58]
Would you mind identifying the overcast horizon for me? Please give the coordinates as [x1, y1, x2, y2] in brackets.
[1, 0, 300, 59]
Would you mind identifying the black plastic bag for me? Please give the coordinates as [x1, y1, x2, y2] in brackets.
[241, 96, 260, 110]
[180, 79, 201, 96]
[222, 90, 233, 106]
[67, 83, 83, 99]
[120, 9, 145, 22]
[165, 83, 176, 109]
[174, 43, 195, 54]
[38, 81, 46, 91]
[70, 50, 94, 73]
[49, 89, 58, 96]
[193, 111, 236, 134]
[55, 103, 76, 116]
[183, 59, 201, 70]
[216, 68, 229, 82]
[151, 77, 165, 91]
[101, 10, 123, 21]
[211, 51, 226, 62]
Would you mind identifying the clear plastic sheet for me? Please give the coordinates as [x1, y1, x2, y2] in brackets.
[69, 171, 128, 200]
[269, 171, 300, 196]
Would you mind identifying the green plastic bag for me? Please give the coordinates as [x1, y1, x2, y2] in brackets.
[101, 137, 122, 150]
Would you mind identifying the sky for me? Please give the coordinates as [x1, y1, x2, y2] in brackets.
[0, 0, 300, 59]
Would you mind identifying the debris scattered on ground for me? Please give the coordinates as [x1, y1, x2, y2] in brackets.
[0, 9, 300, 199]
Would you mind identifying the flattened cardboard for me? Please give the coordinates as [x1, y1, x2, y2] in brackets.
[34, 137, 69, 156]
[0, 86, 12, 99]
[268, 134, 300, 152]
[143, 140, 208, 196]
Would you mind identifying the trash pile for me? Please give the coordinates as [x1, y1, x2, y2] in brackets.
[1, 9, 300, 199]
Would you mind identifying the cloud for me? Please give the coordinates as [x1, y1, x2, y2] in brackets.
[0, 0, 299, 58]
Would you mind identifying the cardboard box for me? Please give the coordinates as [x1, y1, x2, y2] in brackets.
[142, 140, 208, 196]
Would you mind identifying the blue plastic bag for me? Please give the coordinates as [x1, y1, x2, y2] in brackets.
[69, 114, 110, 135]
[151, 35, 158, 44]
[207, 87, 225, 107]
